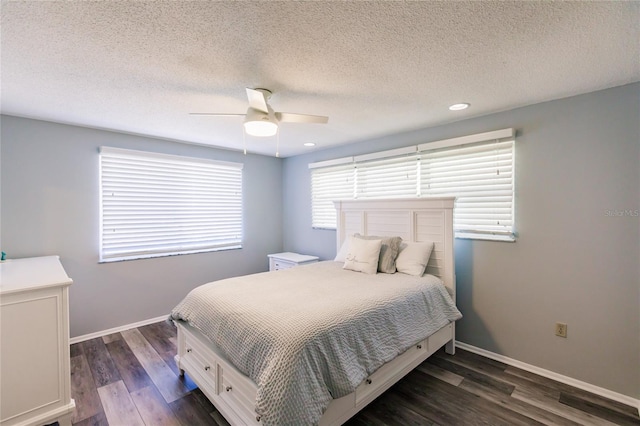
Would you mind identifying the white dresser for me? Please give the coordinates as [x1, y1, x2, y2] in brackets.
[0, 256, 75, 426]
[268, 252, 319, 271]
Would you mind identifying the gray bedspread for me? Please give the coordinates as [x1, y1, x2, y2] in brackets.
[170, 261, 462, 425]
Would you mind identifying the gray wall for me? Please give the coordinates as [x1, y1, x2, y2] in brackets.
[2, 84, 638, 399]
[1, 116, 283, 338]
[282, 83, 640, 399]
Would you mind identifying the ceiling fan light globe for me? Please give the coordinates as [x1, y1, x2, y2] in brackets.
[244, 120, 278, 137]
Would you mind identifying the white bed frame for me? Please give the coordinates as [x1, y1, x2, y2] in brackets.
[175, 197, 456, 425]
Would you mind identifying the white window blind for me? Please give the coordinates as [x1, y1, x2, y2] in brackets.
[356, 154, 419, 199]
[310, 163, 354, 229]
[308, 129, 515, 240]
[99, 147, 243, 262]
[421, 140, 514, 238]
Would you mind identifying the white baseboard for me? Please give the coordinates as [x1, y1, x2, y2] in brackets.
[456, 341, 640, 414]
[70, 315, 169, 344]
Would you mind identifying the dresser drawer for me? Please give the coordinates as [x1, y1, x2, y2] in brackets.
[0, 256, 75, 426]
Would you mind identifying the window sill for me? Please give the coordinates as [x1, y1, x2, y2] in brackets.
[455, 233, 516, 242]
[99, 245, 242, 263]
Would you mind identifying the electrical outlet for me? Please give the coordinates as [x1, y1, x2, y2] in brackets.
[555, 322, 567, 338]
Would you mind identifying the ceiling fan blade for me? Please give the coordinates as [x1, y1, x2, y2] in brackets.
[275, 112, 329, 124]
[246, 88, 269, 113]
[189, 113, 244, 117]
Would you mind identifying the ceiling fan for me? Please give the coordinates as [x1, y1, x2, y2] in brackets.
[191, 88, 329, 137]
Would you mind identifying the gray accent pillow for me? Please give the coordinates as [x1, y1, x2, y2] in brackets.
[354, 233, 403, 273]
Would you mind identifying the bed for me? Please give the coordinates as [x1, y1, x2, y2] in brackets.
[171, 197, 460, 425]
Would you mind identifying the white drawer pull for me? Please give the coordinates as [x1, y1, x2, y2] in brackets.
[204, 365, 210, 371]
[417, 344, 422, 349]
[186, 348, 192, 353]
[366, 378, 372, 385]
[226, 385, 232, 392]
[256, 415, 261, 422]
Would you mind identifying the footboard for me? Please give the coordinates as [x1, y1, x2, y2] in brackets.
[174, 320, 455, 426]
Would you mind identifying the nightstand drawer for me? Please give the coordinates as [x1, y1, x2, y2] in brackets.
[268, 252, 319, 271]
[271, 259, 295, 270]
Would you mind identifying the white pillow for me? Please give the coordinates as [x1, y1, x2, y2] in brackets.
[395, 241, 434, 276]
[353, 234, 402, 274]
[343, 236, 382, 274]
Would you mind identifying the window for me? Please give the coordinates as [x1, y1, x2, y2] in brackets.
[420, 140, 514, 239]
[310, 159, 354, 229]
[309, 129, 515, 241]
[357, 147, 419, 199]
[99, 147, 243, 262]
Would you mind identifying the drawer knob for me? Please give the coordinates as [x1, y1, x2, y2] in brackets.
[186, 348, 192, 353]
[417, 344, 422, 349]
[226, 386, 232, 392]
[204, 366, 210, 371]
[256, 415, 261, 422]
[366, 378, 372, 385]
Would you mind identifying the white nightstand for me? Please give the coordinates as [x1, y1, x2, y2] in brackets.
[268, 252, 319, 271]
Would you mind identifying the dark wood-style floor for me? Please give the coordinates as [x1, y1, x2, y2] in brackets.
[69, 321, 640, 426]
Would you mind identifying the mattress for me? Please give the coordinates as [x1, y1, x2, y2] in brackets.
[170, 261, 462, 425]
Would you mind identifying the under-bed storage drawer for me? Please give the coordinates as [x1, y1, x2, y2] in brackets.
[178, 325, 260, 424]
[182, 333, 217, 394]
[355, 338, 428, 405]
[217, 364, 260, 423]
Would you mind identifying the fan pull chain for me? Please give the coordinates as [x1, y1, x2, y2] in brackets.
[276, 129, 280, 158]
[243, 129, 247, 155]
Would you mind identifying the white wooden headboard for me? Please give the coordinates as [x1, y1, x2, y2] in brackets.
[333, 197, 456, 299]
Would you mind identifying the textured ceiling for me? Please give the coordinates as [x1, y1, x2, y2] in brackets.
[1, 1, 639, 157]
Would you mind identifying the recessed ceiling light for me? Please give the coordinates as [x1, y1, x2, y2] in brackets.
[449, 103, 470, 111]
[304, 142, 316, 147]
